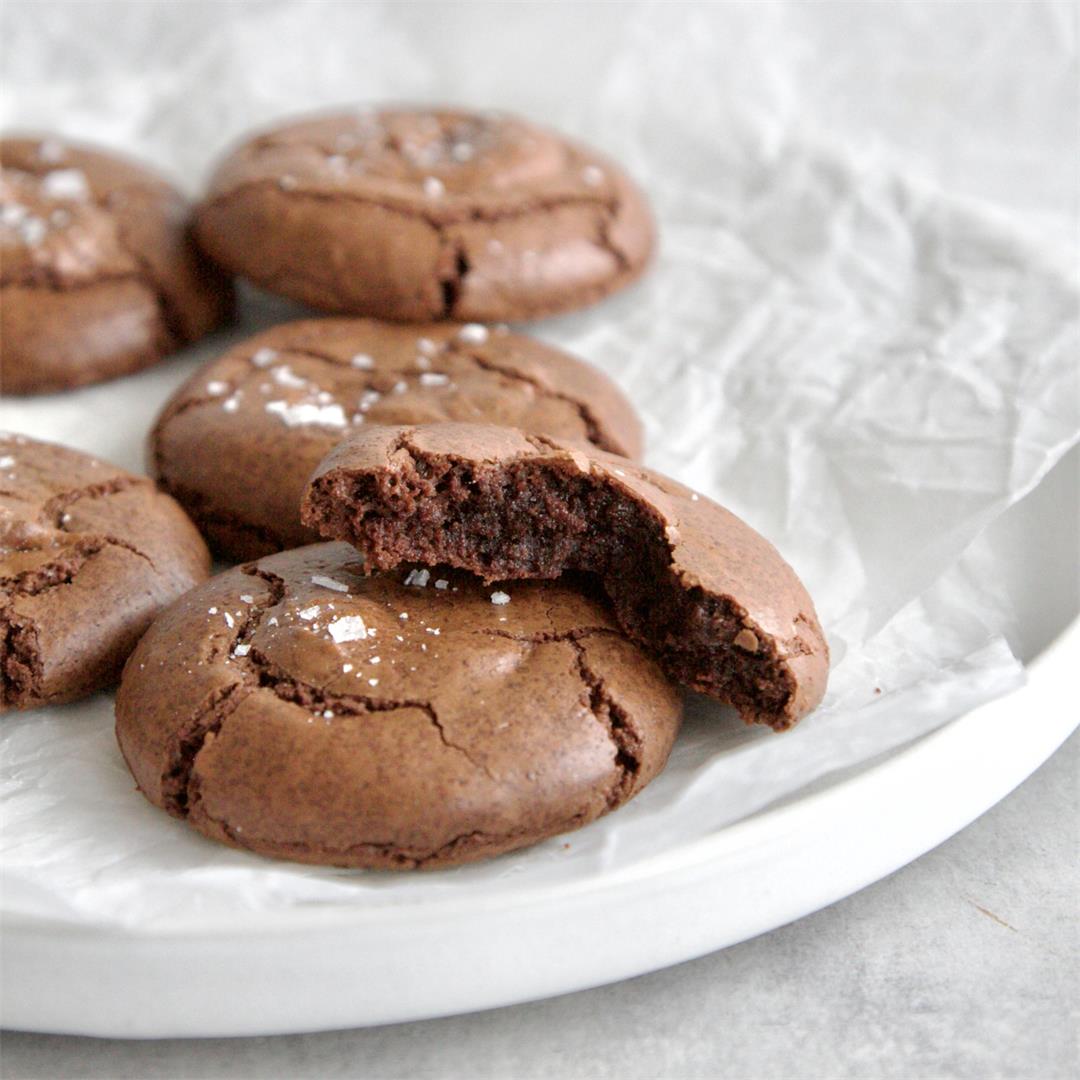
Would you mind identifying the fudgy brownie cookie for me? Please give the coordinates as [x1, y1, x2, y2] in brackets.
[1, 434, 211, 711]
[149, 318, 643, 562]
[195, 108, 654, 322]
[0, 135, 231, 394]
[302, 424, 829, 731]
[115, 543, 682, 869]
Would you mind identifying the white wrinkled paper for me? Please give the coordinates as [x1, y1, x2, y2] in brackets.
[1, 1, 1077, 930]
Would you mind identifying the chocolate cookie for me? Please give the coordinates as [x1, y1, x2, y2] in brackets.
[115, 543, 682, 869]
[302, 424, 829, 731]
[1, 434, 211, 711]
[149, 317, 642, 562]
[0, 135, 231, 395]
[195, 108, 654, 322]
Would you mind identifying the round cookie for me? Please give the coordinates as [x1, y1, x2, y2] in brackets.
[302, 424, 829, 731]
[149, 317, 643, 562]
[195, 107, 654, 322]
[115, 543, 682, 869]
[0, 135, 232, 395]
[1, 434, 211, 711]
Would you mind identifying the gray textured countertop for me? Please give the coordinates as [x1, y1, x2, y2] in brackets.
[6, 730, 1076, 1080]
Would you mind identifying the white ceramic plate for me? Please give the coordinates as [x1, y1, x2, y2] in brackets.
[3, 446, 1076, 1040]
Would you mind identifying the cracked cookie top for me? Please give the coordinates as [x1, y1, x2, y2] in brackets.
[115, 542, 682, 870]
[195, 107, 655, 322]
[148, 316, 643, 563]
[0, 433, 211, 710]
[0, 136, 231, 394]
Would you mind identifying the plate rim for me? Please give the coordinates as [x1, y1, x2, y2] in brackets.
[5, 615, 1077, 942]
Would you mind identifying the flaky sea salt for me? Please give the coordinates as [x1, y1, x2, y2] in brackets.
[328, 615, 368, 642]
[37, 139, 65, 163]
[581, 165, 605, 187]
[422, 176, 445, 198]
[251, 347, 279, 367]
[233, 643, 251, 657]
[1, 204, 27, 227]
[434, 579, 449, 590]
[298, 605, 321, 621]
[272, 365, 308, 389]
[490, 591, 511, 605]
[265, 401, 347, 429]
[19, 217, 46, 245]
[456, 323, 488, 345]
[205, 380, 228, 396]
[350, 353, 374, 369]
[419, 373, 449, 387]
[404, 568, 431, 588]
[312, 575, 349, 593]
[41, 169, 90, 201]
[0, 456, 14, 469]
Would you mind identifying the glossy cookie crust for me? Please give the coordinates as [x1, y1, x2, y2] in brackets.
[0, 434, 210, 710]
[0, 136, 231, 395]
[115, 543, 682, 869]
[195, 108, 654, 322]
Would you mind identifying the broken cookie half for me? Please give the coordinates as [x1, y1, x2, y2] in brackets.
[302, 423, 829, 731]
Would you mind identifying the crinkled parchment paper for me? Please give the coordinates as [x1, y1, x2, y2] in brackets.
[1, 1, 1077, 929]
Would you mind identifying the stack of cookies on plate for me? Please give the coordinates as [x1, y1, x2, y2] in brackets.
[1, 108, 828, 869]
